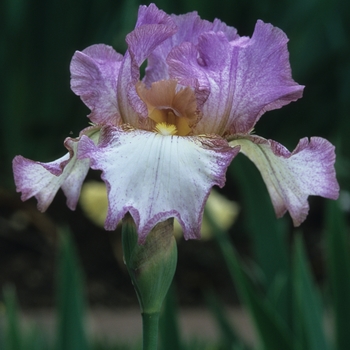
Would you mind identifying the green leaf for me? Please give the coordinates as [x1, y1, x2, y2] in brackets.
[3, 285, 22, 350]
[204, 290, 248, 349]
[229, 157, 293, 329]
[55, 229, 89, 350]
[229, 157, 289, 287]
[208, 209, 294, 350]
[224, 243, 293, 350]
[159, 284, 183, 350]
[292, 235, 330, 350]
[24, 325, 49, 350]
[326, 199, 350, 350]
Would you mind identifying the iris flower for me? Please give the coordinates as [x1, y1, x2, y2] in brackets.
[13, 4, 339, 243]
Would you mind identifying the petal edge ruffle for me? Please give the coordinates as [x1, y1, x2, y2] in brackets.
[230, 136, 339, 225]
[12, 133, 94, 212]
[78, 126, 239, 243]
[70, 44, 123, 125]
[168, 20, 304, 136]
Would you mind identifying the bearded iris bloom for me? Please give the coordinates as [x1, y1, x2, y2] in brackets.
[13, 4, 339, 243]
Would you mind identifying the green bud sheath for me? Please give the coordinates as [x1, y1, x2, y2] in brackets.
[122, 216, 177, 313]
[122, 216, 178, 349]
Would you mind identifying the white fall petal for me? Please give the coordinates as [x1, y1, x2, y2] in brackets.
[13, 139, 90, 212]
[230, 136, 339, 225]
[78, 126, 239, 243]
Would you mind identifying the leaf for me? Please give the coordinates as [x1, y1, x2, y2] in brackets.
[292, 235, 330, 350]
[55, 228, 89, 350]
[208, 209, 294, 350]
[229, 157, 289, 287]
[204, 290, 248, 349]
[3, 285, 22, 350]
[326, 199, 350, 350]
[159, 284, 183, 350]
[229, 158, 293, 328]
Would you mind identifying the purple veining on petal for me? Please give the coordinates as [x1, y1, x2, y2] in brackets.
[231, 135, 339, 226]
[168, 20, 304, 136]
[144, 12, 238, 86]
[78, 126, 239, 243]
[117, 4, 177, 125]
[135, 3, 175, 29]
[70, 44, 124, 125]
[12, 126, 100, 211]
[167, 41, 211, 110]
[12, 136, 91, 212]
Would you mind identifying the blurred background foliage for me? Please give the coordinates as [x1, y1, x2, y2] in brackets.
[1, 0, 350, 346]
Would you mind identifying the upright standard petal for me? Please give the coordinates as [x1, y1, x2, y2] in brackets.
[78, 126, 239, 243]
[70, 44, 124, 125]
[117, 4, 177, 125]
[230, 136, 339, 226]
[168, 20, 304, 136]
[144, 12, 238, 86]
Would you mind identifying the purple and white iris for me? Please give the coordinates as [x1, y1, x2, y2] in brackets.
[13, 4, 339, 243]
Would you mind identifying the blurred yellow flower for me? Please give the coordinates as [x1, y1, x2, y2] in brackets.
[174, 189, 239, 239]
[80, 180, 239, 240]
[79, 181, 109, 228]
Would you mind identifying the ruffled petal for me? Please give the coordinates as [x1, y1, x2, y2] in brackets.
[12, 128, 98, 211]
[168, 20, 304, 135]
[117, 4, 177, 126]
[230, 136, 339, 226]
[70, 44, 124, 125]
[144, 12, 238, 85]
[78, 126, 239, 243]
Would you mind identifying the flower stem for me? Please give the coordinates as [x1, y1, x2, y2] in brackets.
[142, 312, 160, 350]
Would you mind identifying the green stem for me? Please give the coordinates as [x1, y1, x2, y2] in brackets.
[142, 312, 160, 350]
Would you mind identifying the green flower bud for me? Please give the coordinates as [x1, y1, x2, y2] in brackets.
[122, 216, 177, 314]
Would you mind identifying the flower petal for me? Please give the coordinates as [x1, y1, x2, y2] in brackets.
[168, 20, 304, 135]
[12, 129, 98, 211]
[230, 136, 339, 225]
[130, 3, 177, 65]
[117, 4, 177, 125]
[144, 12, 238, 85]
[78, 126, 239, 243]
[70, 44, 124, 125]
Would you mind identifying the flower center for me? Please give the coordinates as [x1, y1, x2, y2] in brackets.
[136, 80, 199, 136]
[154, 122, 178, 136]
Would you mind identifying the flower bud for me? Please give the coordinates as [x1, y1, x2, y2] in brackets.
[122, 216, 177, 314]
